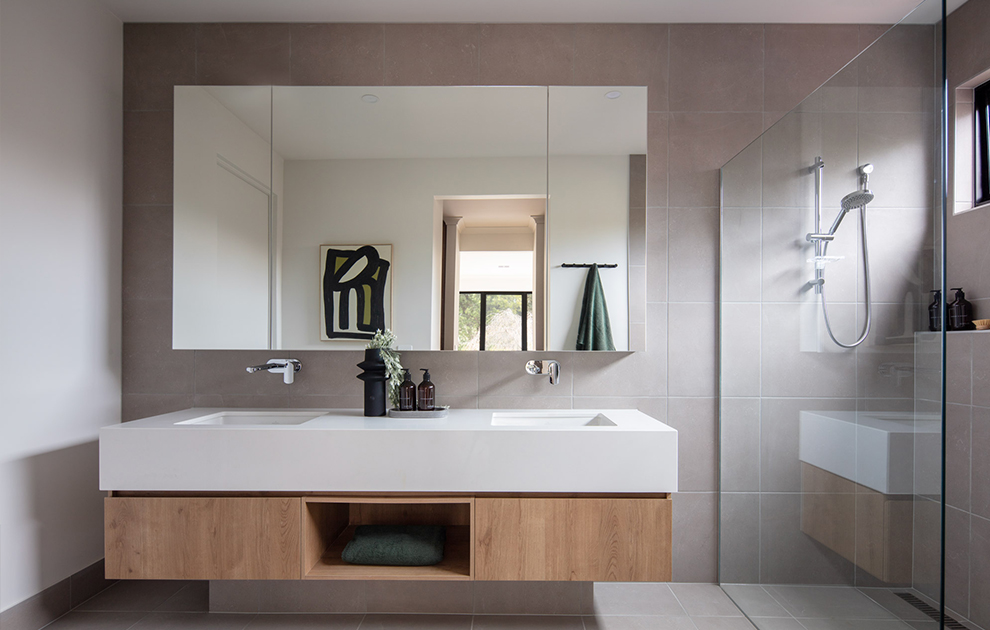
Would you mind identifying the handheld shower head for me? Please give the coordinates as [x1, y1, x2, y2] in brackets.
[840, 189, 875, 210]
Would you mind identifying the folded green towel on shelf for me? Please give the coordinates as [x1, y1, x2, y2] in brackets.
[341, 525, 446, 566]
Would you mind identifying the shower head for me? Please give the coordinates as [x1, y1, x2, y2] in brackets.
[840, 188, 875, 210]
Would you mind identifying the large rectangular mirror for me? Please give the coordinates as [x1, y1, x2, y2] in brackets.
[173, 85, 646, 351]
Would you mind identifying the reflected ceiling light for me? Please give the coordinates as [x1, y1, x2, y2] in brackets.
[361, 94, 379, 103]
[604, 90, 622, 99]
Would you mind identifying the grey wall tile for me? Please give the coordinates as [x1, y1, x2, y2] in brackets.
[647, 113, 668, 207]
[720, 398, 761, 492]
[122, 206, 172, 301]
[667, 303, 716, 397]
[761, 397, 856, 492]
[287, 351, 363, 397]
[668, 112, 764, 208]
[945, 403, 972, 512]
[671, 493, 718, 582]
[971, 406, 990, 520]
[572, 24, 669, 113]
[718, 493, 761, 584]
[124, 24, 196, 111]
[123, 111, 173, 205]
[857, 112, 934, 211]
[972, 332, 990, 408]
[478, 351, 571, 397]
[122, 394, 195, 422]
[668, 208, 719, 303]
[647, 207, 668, 303]
[858, 25, 935, 89]
[764, 25, 863, 114]
[760, 302, 859, 398]
[474, 582, 592, 615]
[946, 332, 972, 405]
[196, 24, 291, 85]
[668, 24, 764, 113]
[122, 299, 194, 394]
[720, 208, 762, 304]
[721, 303, 761, 397]
[944, 507, 971, 617]
[290, 24, 384, 86]
[384, 24, 480, 86]
[365, 581, 473, 614]
[946, 0, 990, 89]
[479, 24, 574, 86]
[667, 398, 717, 492]
[760, 494, 854, 585]
[970, 515, 990, 629]
[194, 351, 291, 396]
[721, 139, 763, 210]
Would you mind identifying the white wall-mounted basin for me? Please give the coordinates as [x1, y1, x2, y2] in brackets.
[491, 411, 616, 427]
[174, 411, 325, 426]
[101, 408, 677, 493]
[799, 410, 941, 495]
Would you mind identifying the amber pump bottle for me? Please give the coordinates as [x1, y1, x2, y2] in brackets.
[398, 369, 416, 411]
[417, 369, 436, 411]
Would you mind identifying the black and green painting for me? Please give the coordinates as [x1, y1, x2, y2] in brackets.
[320, 245, 391, 341]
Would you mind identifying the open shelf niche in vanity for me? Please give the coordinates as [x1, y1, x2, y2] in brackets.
[303, 496, 474, 580]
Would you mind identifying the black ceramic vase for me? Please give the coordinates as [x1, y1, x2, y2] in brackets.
[357, 348, 388, 417]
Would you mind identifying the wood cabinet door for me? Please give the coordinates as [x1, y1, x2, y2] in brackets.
[105, 497, 300, 580]
[475, 497, 671, 581]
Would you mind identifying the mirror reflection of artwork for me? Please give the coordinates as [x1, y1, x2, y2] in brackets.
[320, 245, 391, 341]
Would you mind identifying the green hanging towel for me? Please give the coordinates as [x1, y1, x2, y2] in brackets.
[575, 264, 615, 351]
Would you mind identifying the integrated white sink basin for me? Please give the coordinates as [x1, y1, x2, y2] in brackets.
[174, 411, 324, 426]
[101, 408, 677, 493]
[799, 410, 941, 495]
[491, 411, 617, 427]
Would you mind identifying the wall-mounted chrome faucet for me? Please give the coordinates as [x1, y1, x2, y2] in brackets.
[246, 359, 302, 385]
[525, 360, 561, 385]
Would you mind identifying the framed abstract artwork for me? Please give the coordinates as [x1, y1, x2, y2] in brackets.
[320, 244, 392, 341]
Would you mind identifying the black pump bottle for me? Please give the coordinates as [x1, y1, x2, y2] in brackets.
[928, 290, 941, 332]
[947, 288, 975, 331]
[398, 369, 416, 411]
[417, 369, 436, 411]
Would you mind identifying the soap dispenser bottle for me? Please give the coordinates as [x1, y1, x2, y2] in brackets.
[399, 369, 416, 411]
[928, 290, 942, 332]
[417, 369, 436, 411]
[948, 288, 975, 331]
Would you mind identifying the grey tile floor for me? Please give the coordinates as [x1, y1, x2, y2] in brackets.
[721, 584, 973, 630]
[44, 581, 758, 630]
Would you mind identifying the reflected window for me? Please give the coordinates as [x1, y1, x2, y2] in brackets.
[976, 79, 990, 206]
[458, 292, 532, 351]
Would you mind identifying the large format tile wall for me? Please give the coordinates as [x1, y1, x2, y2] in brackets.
[122, 22, 880, 582]
[719, 22, 938, 587]
[942, 1, 990, 628]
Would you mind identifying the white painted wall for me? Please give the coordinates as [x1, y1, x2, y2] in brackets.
[280, 157, 546, 350]
[0, 0, 122, 612]
[548, 156, 630, 351]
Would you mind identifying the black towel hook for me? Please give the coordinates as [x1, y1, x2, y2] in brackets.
[561, 263, 618, 268]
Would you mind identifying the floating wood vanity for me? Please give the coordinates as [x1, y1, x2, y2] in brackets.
[105, 493, 672, 581]
[101, 408, 678, 583]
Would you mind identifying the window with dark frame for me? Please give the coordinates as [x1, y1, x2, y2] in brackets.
[457, 291, 532, 351]
[976, 79, 990, 206]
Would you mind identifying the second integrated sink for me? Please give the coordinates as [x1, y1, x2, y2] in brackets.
[491, 411, 617, 427]
[175, 411, 324, 426]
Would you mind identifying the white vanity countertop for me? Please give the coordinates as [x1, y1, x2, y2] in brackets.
[100, 408, 678, 494]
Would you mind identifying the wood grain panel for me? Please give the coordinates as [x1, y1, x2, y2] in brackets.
[106, 497, 221, 579]
[105, 497, 301, 579]
[220, 498, 300, 579]
[475, 497, 671, 581]
[351, 502, 471, 526]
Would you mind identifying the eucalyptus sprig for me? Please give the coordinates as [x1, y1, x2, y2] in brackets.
[367, 329, 404, 409]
